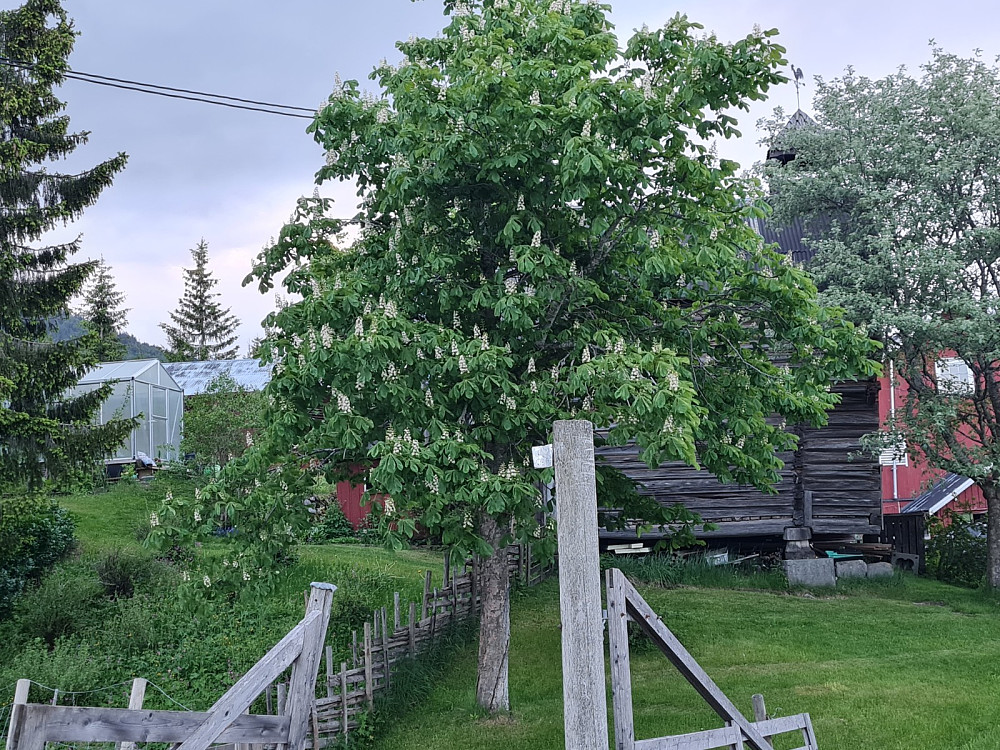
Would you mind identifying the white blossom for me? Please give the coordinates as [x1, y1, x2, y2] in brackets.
[203, 575, 212, 588]
[451, 339, 460, 356]
[530, 90, 541, 106]
[459, 355, 469, 374]
[614, 338, 625, 354]
[505, 277, 518, 294]
[194, 510, 202, 522]
[630, 367, 642, 381]
[667, 371, 680, 391]
[425, 389, 434, 407]
[531, 231, 541, 248]
[243, 570, 251, 581]
[149, 512, 160, 527]
[245, 431, 254, 447]
[581, 346, 590, 363]
[355, 317, 364, 337]
[582, 120, 592, 137]
[516, 195, 525, 211]
[181, 571, 190, 582]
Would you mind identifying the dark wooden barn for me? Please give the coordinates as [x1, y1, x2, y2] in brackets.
[597, 379, 882, 541]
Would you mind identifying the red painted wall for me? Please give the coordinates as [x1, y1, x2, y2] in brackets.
[879, 362, 987, 515]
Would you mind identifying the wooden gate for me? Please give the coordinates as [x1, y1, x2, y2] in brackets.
[4, 582, 335, 750]
[605, 569, 818, 750]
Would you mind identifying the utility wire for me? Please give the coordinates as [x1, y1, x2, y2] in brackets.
[0, 57, 317, 120]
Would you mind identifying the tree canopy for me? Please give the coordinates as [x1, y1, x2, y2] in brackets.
[0, 0, 133, 539]
[150, 0, 878, 712]
[161, 240, 240, 361]
[763, 48, 1000, 586]
[80, 258, 129, 361]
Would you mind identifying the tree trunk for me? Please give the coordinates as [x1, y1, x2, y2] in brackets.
[475, 512, 511, 713]
[986, 484, 1000, 589]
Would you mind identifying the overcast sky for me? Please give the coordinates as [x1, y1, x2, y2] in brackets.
[9, 0, 1000, 353]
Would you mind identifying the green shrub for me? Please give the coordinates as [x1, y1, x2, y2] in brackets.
[307, 501, 357, 543]
[0, 503, 76, 616]
[14, 567, 104, 646]
[94, 549, 164, 598]
[926, 511, 987, 588]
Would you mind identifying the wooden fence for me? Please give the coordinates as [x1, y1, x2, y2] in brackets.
[606, 568, 818, 750]
[1, 546, 552, 750]
[5, 583, 336, 750]
[279, 544, 552, 747]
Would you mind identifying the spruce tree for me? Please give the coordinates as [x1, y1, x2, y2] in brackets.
[0, 0, 134, 509]
[161, 240, 240, 360]
[80, 258, 128, 361]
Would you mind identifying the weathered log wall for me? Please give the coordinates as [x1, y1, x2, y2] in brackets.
[597, 380, 882, 539]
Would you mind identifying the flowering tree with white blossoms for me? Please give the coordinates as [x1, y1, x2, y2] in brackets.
[150, 0, 878, 712]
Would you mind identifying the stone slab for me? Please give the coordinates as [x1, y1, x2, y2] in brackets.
[867, 562, 894, 579]
[836, 560, 868, 579]
[783, 558, 836, 588]
[783, 527, 812, 541]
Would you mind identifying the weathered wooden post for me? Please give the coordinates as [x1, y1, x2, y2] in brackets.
[552, 419, 609, 750]
[119, 678, 147, 750]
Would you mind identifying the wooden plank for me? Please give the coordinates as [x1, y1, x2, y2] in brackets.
[408, 601, 417, 655]
[286, 584, 336, 750]
[340, 662, 349, 741]
[752, 715, 808, 736]
[421, 570, 432, 621]
[618, 574, 773, 750]
[324, 645, 334, 699]
[5, 679, 31, 750]
[277, 682, 287, 716]
[380, 607, 391, 689]
[634, 725, 744, 750]
[8, 703, 45, 750]
[363, 622, 373, 709]
[606, 569, 635, 750]
[15, 705, 291, 745]
[118, 677, 147, 750]
[394, 592, 401, 631]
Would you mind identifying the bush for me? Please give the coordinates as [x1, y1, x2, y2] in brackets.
[13, 567, 104, 646]
[94, 549, 163, 599]
[307, 501, 357, 543]
[926, 511, 987, 588]
[0, 503, 76, 617]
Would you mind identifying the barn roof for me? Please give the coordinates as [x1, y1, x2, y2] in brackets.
[163, 358, 273, 396]
[901, 473, 975, 515]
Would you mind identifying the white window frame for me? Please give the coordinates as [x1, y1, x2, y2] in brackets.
[936, 357, 975, 396]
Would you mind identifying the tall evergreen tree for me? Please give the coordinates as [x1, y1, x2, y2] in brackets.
[161, 240, 240, 360]
[79, 258, 128, 361]
[0, 0, 134, 510]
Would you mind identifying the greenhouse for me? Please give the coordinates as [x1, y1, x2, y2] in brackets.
[70, 359, 184, 464]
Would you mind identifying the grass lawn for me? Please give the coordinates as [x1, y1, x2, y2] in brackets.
[58, 479, 443, 594]
[373, 575, 1000, 750]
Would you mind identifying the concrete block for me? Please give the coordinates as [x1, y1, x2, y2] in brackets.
[784, 540, 815, 560]
[783, 527, 812, 541]
[836, 560, 868, 579]
[783, 558, 836, 588]
[867, 562, 894, 579]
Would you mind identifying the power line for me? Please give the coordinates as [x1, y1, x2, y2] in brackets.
[0, 57, 317, 120]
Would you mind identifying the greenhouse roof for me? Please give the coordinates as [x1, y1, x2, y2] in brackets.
[78, 359, 178, 388]
[163, 358, 273, 396]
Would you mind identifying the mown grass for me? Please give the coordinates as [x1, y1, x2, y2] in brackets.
[371, 572, 1000, 750]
